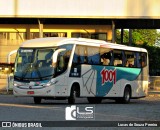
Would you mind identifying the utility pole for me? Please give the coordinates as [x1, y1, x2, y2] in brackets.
[38, 19, 43, 38]
[112, 20, 116, 43]
[129, 29, 132, 46]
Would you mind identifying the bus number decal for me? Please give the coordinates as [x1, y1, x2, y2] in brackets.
[101, 68, 116, 85]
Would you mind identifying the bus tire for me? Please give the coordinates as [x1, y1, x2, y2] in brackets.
[68, 87, 77, 104]
[34, 97, 42, 104]
[87, 97, 102, 104]
[122, 87, 131, 104]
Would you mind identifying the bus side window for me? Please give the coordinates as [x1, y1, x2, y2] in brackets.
[73, 53, 79, 64]
[79, 46, 86, 64]
[87, 47, 100, 65]
[102, 58, 110, 65]
[73, 45, 86, 64]
[126, 59, 134, 67]
[136, 52, 147, 68]
[88, 53, 100, 65]
[56, 49, 71, 75]
[141, 53, 147, 67]
[113, 50, 123, 67]
[136, 52, 141, 68]
[125, 51, 135, 67]
[100, 49, 112, 66]
[122, 51, 126, 67]
[114, 59, 122, 66]
[58, 55, 65, 70]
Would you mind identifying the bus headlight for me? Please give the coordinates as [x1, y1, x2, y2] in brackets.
[43, 80, 58, 87]
[13, 81, 23, 87]
[46, 83, 51, 87]
[13, 83, 22, 87]
[42, 82, 51, 87]
[51, 80, 58, 85]
[14, 83, 18, 87]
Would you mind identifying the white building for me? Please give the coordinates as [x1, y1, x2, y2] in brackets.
[0, 0, 160, 63]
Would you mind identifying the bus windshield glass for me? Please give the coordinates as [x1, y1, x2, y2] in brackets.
[14, 48, 55, 81]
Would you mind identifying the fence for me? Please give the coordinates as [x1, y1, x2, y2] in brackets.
[149, 76, 160, 90]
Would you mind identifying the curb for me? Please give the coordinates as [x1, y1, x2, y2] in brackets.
[148, 91, 160, 97]
[0, 90, 13, 95]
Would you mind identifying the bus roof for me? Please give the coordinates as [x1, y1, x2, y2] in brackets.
[100, 43, 147, 52]
[20, 37, 106, 47]
[20, 37, 147, 52]
[20, 37, 71, 48]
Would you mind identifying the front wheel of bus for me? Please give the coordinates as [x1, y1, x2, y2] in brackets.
[68, 87, 77, 104]
[34, 97, 42, 104]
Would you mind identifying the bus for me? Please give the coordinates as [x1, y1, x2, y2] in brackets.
[13, 37, 148, 104]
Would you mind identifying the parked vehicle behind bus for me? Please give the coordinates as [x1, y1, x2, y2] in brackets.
[13, 37, 148, 104]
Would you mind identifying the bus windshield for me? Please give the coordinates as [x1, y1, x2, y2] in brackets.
[14, 48, 55, 81]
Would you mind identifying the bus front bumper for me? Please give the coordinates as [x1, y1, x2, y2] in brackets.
[13, 85, 55, 97]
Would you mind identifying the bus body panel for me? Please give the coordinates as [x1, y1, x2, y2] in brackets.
[69, 64, 148, 98]
[13, 80, 56, 97]
[13, 37, 148, 103]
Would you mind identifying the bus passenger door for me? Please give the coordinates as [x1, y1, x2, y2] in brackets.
[54, 50, 69, 96]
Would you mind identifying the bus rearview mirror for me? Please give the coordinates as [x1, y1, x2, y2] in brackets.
[52, 48, 66, 67]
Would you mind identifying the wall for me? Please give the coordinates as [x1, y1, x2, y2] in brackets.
[0, 24, 112, 63]
[0, 0, 160, 18]
[149, 76, 160, 89]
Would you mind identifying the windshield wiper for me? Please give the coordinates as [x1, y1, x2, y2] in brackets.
[21, 63, 32, 79]
[32, 63, 42, 80]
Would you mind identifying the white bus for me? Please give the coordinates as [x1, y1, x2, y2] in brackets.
[13, 37, 148, 104]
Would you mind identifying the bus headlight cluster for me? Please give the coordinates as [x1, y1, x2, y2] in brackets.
[13, 83, 18, 87]
[42, 82, 51, 87]
[13, 82, 21, 87]
[43, 80, 58, 87]
[45, 83, 51, 87]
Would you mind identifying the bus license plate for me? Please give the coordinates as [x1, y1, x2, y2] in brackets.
[27, 91, 34, 95]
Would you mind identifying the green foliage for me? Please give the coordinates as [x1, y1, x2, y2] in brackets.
[132, 29, 158, 46]
[116, 29, 160, 75]
[116, 29, 159, 46]
[116, 30, 129, 44]
[132, 31, 143, 44]
[133, 43, 160, 76]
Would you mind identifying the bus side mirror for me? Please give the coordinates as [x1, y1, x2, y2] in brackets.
[52, 48, 66, 67]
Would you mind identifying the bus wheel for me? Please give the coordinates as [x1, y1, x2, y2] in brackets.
[87, 97, 102, 104]
[34, 97, 42, 104]
[122, 87, 131, 104]
[68, 87, 77, 104]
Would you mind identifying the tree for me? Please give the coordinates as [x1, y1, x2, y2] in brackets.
[116, 29, 160, 76]
[116, 29, 160, 46]
[132, 29, 158, 46]
[116, 29, 129, 44]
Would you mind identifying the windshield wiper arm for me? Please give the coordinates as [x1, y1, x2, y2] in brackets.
[32, 63, 42, 80]
[21, 63, 31, 79]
